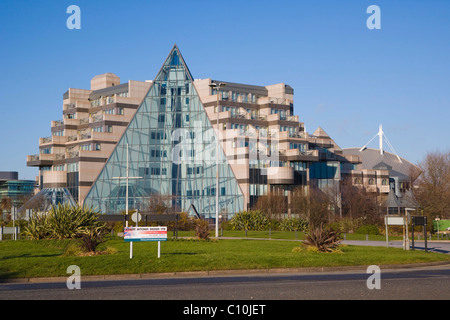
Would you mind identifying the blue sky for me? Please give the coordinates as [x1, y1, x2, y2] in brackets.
[0, 0, 449, 180]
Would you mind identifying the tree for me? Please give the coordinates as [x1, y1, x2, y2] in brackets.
[340, 177, 381, 225]
[0, 197, 12, 223]
[414, 149, 450, 220]
[253, 189, 287, 220]
[290, 186, 331, 229]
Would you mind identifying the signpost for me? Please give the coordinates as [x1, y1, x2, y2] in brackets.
[124, 226, 167, 259]
[384, 216, 405, 249]
[411, 216, 428, 252]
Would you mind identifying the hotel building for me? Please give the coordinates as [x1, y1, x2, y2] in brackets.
[26, 45, 416, 218]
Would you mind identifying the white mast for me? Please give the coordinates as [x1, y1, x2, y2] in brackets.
[379, 124, 384, 155]
[359, 124, 402, 163]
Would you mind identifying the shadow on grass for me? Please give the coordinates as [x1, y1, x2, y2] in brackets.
[164, 252, 198, 256]
[0, 270, 21, 280]
[1, 253, 61, 261]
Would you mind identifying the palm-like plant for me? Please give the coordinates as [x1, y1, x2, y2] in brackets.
[24, 203, 105, 241]
[304, 225, 342, 252]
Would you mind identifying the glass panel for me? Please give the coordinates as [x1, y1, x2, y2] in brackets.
[84, 46, 244, 218]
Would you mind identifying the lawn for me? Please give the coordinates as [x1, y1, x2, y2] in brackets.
[1, 236, 450, 280]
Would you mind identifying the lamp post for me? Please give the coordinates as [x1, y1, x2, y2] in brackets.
[435, 217, 440, 240]
[209, 81, 226, 238]
[405, 208, 415, 250]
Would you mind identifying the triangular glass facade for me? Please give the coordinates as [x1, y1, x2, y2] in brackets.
[84, 45, 244, 218]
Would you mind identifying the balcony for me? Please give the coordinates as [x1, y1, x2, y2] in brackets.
[39, 135, 68, 146]
[257, 96, 292, 106]
[41, 170, 67, 187]
[284, 149, 319, 161]
[26, 152, 65, 167]
[267, 166, 294, 184]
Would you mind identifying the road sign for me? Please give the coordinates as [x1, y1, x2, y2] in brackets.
[124, 227, 167, 242]
[131, 212, 142, 223]
[412, 216, 427, 226]
[385, 216, 405, 226]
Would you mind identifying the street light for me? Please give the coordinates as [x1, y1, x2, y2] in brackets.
[435, 217, 440, 240]
[209, 81, 226, 238]
[405, 208, 415, 250]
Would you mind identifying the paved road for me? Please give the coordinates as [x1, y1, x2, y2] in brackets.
[1, 263, 449, 301]
[343, 240, 450, 254]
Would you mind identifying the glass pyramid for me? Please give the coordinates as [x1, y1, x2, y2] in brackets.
[84, 45, 244, 218]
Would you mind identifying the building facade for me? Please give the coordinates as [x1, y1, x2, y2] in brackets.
[28, 45, 397, 218]
[0, 171, 36, 218]
[27, 74, 152, 203]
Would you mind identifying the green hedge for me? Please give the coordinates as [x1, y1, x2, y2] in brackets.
[356, 224, 380, 235]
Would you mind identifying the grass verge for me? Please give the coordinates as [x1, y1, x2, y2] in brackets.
[1, 237, 449, 279]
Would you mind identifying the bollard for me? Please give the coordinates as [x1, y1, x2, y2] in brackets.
[366, 234, 369, 241]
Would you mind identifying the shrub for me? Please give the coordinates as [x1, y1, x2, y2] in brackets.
[279, 217, 308, 232]
[230, 210, 269, 231]
[62, 241, 84, 257]
[77, 225, 107, 252]
[195, 219, 210, 240]
[356, 224, 380, 235]
[24, 203, 106, 241]
[304, 225, 342, 252]
[328, 218, 364, 233]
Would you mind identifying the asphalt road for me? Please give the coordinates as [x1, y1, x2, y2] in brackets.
[343, 240, 450, 254]
[1, 263, 449, 301]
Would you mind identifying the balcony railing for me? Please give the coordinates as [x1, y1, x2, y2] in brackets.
[28, 154, 40, 162]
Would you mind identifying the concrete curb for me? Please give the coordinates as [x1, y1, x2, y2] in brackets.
[2, 260, 450, 284]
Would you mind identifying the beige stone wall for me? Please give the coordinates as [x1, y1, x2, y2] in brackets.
[90, 73, 120, 91]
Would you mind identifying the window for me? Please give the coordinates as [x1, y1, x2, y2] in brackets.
[67, 163, 78, 172]
[368, 178, 375, 185]
[80, 144, 91, 151]
[52, 130, 64, 136]
[151, 149, 167, 158]
[41, 148, 52, 154]
[382, 179, 388, 185]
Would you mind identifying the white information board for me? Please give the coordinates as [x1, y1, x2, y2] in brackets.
[385, 216, 405, 226]
[124, 226, 167, 242]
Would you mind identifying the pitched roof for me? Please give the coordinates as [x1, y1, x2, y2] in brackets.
[343, 148, 420, 181]
[313, 126, 330, 139]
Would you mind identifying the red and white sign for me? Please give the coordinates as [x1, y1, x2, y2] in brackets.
[124, 226, 167, 242]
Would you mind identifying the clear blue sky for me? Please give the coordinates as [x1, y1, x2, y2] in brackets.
[1, 0, 449, 180]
